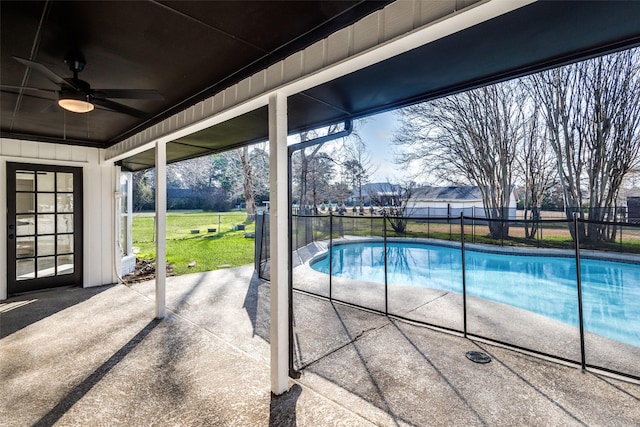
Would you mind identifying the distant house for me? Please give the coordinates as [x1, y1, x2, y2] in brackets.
[356, 182, 399, 206]
[408, 186, 517, 219]
[360, 183, 517, 219]
[627, 197, 640, 222]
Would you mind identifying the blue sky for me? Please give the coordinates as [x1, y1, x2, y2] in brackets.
[355, 111, 401, 182]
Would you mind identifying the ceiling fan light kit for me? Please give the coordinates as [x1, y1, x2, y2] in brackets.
[58, 90, 94, 113]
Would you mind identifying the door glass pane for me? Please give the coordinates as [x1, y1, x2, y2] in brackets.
[57, 194, 73, 212]
[37, 257, 55, 278]
[57, 255, 74, 275]
[37, 214, 55, 234]
[57, 214, 74, 233]
[57, 172, 73, 192]
[16, 171, 35, 191]
[37, 171, 55, 192]
[16, 215, 35, 236]
[38, 235, 56, 256]
[37, 193, 55, 213]
[16, 193, 35, 213]
[16, 259, 35, 281]
[57, 234, 74, 254]
[120, 175, 129, 213]
[16, 236, 35, 257]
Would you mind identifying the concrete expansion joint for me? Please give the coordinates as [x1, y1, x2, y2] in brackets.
[404, 291, 450, 315]
[297, 320, 392, 370]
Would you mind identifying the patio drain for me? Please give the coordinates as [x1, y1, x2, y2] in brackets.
[465, 351, 491, 364]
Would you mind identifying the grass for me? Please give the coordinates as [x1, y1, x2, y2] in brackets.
[134, 211, 640, 278]
[133, 211, 255, 275]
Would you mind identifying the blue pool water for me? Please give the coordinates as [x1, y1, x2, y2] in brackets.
[310, 242, 640, 347]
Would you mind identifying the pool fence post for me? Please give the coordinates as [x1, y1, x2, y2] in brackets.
[384, 215, 388, 315]
[370, 210, 373, 236]
[461, 213, 467, 338]
[573, 213, 586, 372]
[472, 206, 475, 243]
[619, 219, 623, 253]
[448, 203, 452, 240]
[427, 207, 430, 237]
[329, 211, 333, 300]
[500, 210, 504, 246]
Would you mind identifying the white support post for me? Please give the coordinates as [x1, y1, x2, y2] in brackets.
[269, 91, 289, 395]
[113, 165, 123, 280]
[125, 172, 133, 256]
[155, 141, 167, 319]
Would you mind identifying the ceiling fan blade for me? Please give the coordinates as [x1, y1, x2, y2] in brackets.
[92, 98, 147, 118]
[93, 89, 164, 100]
[42, 103, 61, 113]
[13, 56, 74, 88]
[0, 84, 56, 94]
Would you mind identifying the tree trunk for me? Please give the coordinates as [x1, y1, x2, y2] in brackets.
[238, 146, 256, 219]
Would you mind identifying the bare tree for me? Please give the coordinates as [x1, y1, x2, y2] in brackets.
[529, 48, 640, 241]
[292, 125, 345, 214]
[341, 132, 377, 213]
[368, 181, 415, 233]
[514, 97, 557, 238]
[395, 82, 525, 239]
[238, 146, 256, 218]
[248, 143, 270, 208]
[132, 169, 154, 211]
[293, 144, 324, 214]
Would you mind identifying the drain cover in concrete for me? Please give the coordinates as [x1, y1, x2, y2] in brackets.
[465, 351, 491, 364]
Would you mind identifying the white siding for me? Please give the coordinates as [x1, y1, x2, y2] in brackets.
[408, 193, 517, 219]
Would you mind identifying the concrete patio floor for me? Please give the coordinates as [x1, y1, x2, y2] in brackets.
[1, 265, 639, 426]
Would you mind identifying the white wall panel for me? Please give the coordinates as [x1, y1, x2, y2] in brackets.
[0, 139, 21, 157]
[326, 27, 352, 65]
[38, 143, 56, 159]
[303, 40, 326, 75]
[384, 0, 417, 40]
[419, 0, 456, 23]
[283, 52, 304, 84]
[265, 62, 284, 92]
[55, 144, 72, 161]
[250, 71, 267, 99]
[237, 79, 251, 103]
[353, 12, 381, 52]
[21, 141, 38, 158]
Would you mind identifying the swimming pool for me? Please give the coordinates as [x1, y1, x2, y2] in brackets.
[310, 241, 640, 347]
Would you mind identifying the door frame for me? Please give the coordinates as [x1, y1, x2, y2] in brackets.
[6, 162, 83, 294]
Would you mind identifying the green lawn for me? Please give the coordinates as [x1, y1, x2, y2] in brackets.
[133, 211, 255, 275]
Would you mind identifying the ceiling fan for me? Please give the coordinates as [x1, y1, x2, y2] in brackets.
[1, 52, 164, 117]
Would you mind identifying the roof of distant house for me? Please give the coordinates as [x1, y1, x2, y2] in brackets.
[361, 182, 399, 197]
[361, 183, 515, 202]
[412, 186, 483, 201]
